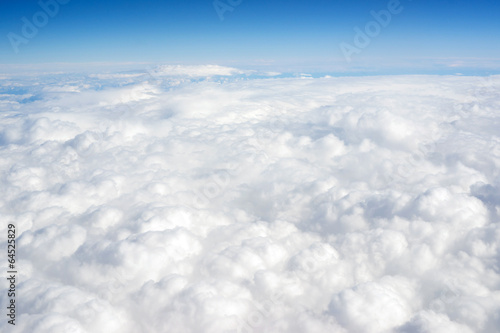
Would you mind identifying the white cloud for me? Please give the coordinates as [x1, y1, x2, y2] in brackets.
[1, 67, 499, 332]
[153, 64, 246, 77]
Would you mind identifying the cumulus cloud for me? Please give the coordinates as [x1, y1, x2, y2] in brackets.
[0, 67, 500, 332]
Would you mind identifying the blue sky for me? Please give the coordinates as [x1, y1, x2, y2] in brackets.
[1, 0, 500, 73]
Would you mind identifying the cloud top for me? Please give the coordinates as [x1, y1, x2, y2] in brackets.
[1, 69, 499, 332]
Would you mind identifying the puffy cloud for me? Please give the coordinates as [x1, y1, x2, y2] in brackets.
[328, 276, 416, 333]
[0, 67, 499, 332]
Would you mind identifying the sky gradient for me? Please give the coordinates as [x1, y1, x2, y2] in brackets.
[1, 0, 500, 74]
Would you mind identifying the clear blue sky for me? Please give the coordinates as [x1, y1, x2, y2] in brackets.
[1, 0, 499, 73]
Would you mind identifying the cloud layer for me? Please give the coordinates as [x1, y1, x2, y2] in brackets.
[1, 67, 500, 332]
